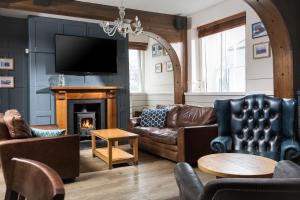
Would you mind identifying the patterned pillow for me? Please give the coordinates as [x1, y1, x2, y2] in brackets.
[140, 109, 167, 128]
[31, 127, 66, 137]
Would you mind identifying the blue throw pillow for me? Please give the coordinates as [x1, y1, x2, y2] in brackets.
[140, 109, 167, 128]
[31, 127, 66, 137]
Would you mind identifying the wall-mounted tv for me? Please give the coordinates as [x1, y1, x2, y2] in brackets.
[55, 35, 117, 74]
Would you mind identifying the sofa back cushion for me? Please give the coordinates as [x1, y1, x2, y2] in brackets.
[157, 105, 182, 128]
[0, 113, 11, 140]
[177, 105, 216, 127]
[3, 109, 32, 139]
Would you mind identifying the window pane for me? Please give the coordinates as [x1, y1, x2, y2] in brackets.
[201, 25, 245, 93]
[129, 50, 142, 92]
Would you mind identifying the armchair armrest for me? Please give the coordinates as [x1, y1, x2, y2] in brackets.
[128, 117, 141, 131]
[0, 135, 80, 184]
[177, 124, 218, 163]
[200, 177, 300, 200]
[273, 160, 300, 178]
[210, 136, 232, 153]
[174, 162, 203, 200]
[280, 139, 300, 160]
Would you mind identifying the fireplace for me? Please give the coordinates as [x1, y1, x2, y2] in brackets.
[75, 110, 96, 136]
[67, 99, 106, 136]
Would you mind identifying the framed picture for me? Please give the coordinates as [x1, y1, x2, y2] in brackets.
[166, 61, 173, 72]
[0, 76, 14, 88]
[253, 42, 270, 59]
[155, 63, 162, 73]
[152, 43, 163, 57]
[0, 58, 14, 70]
[252, 22, 267, 39]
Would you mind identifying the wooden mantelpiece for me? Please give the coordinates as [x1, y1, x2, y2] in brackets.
[50, 86, 121, 132]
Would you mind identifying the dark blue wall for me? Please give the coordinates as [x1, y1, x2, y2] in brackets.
[0, 16, 28, 120]
[28, 16, 130, 129]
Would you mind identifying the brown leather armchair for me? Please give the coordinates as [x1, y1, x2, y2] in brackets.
[129, 105, 218, 164]
[0, 122, 80, 184]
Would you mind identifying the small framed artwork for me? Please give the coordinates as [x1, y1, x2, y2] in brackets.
[152, 43, 163, 57]
[166, 61, 173, 72]
[253, 42, 270, 59]
[155, 63, 162, 73]
[252, 22, 267, 39]
[0, 76, 15, 88]
[0, 58, 14, 70]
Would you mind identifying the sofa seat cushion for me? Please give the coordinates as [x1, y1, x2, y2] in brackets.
[133, 126, 179, 145]
[177, 105, 216, 127]
[140, 108, 168, 128]
[3, 110, 31, 139]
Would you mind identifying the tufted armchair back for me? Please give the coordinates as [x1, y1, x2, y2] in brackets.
[212, 94, 300, 161]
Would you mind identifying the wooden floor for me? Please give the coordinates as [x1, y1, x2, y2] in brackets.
[0, 146, 215, 200]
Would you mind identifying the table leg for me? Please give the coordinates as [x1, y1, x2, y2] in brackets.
[133, 138, 139, 165]
[108, 140, 113, 169]
[91, 134, 96, 157]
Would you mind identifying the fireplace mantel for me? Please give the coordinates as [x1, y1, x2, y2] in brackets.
[50, 86, 121, 133]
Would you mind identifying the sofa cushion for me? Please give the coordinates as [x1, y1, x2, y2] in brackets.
[0, 113, 11, 140]
[133, 126, 179, 145]
[140, 108, 167, 128]
[31, 127, 66, 137]
[157, 105, 182, 128]
[3, 110, 32, 139]
[177, 105, 216, 127]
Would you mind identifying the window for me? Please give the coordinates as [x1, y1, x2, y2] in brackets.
[129, 49, 143, 92]
[200, 25, 246, 92]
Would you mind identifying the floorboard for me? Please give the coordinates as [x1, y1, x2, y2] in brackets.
[0, 146, 215, 200]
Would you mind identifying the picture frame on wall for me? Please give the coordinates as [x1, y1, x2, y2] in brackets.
[252, 22, 267, 39]
[0, 58, 14, 70]
[166, 61, 173, 72]
[0, 76, 15, 88]
[253, 42, 270, 59]
[152, 43, 163, 57]
[155, 63, 162, 73]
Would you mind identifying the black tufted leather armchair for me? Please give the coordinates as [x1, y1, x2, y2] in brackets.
[210, 94, 300, 161]
[174, 162, 300, 200]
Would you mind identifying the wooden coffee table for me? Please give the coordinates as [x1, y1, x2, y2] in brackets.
[91, 128, 139, 169]
[198, 153, 277, 178]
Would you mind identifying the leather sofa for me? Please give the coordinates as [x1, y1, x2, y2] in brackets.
[174, 161, 300, 200]
[0, 120, 80, 184]
[128, 105, 218, 164]
[211, 94, 300, 161]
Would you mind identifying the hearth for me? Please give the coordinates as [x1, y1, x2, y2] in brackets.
[75, 110, 96, 136]
[67, 99, 106, 136]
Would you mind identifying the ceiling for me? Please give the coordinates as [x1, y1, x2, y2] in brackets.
[77, 0, 226, 16]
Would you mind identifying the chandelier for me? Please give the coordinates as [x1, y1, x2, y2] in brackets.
[99, 0, 143, 38]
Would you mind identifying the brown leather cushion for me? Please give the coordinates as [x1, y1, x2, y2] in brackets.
[177, 105, 216, 127]
[3, 109, 32, 139]
[157, 105, 182, 127]
[133, 126, 178, 145]
[0, 113, 11, 140]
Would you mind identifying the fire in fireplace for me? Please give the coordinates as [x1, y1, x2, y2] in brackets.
[76, 111, 96, 136]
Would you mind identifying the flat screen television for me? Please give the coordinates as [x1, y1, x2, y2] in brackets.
[55, 35, 117, 74]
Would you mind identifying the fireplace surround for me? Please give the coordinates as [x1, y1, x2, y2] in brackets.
[50, 86, 120, 134]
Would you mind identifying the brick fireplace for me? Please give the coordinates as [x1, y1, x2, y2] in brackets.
[50, 86, 120, 134]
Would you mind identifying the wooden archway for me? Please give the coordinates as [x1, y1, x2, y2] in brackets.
[244, 0, 293, 98]
[143, 31, 184, 104]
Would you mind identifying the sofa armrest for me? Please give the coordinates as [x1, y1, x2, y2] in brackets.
[174, 162, 203, 200]
[200, 177, 300, 200]
[0, 135, 80, 184]
[128, 117, 141, 131]
[210, 136, 232, 153]
[280, 139, 300, 160]
[177, 124, 218, 164]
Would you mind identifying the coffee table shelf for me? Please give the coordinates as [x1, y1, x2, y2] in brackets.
[94, 147, 134, 164]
